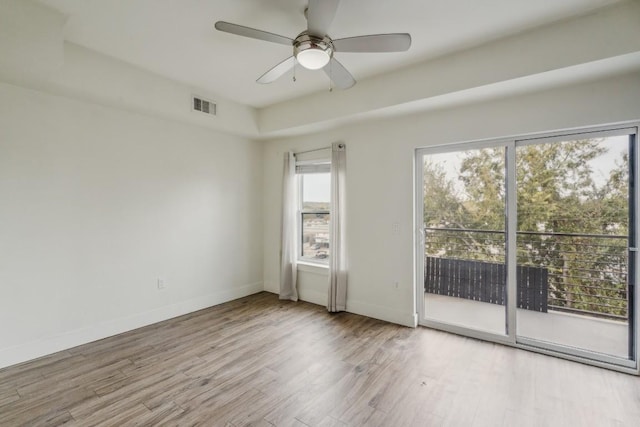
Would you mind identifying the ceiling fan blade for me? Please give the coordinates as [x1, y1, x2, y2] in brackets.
[257, 56, 296, 84]
[215, 21, 293, 46]
[307, 0, 340, 36]
[333, 33, 412, 52]
[323, 57, 356, 90]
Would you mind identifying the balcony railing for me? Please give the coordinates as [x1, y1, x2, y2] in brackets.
[424, 227, 629, 320]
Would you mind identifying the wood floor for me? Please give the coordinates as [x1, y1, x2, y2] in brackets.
[1, 292, 639, 427]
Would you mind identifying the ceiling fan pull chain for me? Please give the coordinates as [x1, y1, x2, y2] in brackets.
[293, 58, 297, 82]
[329, 60, 333, 92]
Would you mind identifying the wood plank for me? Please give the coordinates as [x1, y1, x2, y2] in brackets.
[0, 389, 20, 407]
[0, 292, 638, 426]
[17, 359, 133, 398]
[0, 385, 95, 425]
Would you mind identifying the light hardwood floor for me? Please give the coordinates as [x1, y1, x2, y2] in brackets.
[1, 292, 639, 426]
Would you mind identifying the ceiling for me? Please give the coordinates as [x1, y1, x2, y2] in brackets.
[37, 0, 622, 109]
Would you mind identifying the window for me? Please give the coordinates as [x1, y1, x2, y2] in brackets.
[297, 161, 330, 264]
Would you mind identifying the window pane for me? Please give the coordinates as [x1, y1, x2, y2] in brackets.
[302, 173, 330, 210]
[302, 213, 330, 261]
[516, 135, 632, 359]
[422, 147, 507, 336]
[299, 171, 330, 263]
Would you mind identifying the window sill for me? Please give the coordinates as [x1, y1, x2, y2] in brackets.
[297, 261, 329, 275]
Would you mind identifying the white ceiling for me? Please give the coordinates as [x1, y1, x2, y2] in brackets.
[37, 0, 622, 108]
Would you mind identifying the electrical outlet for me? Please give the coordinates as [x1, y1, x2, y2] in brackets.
[392, 222, 400, 235]
[157, 278, 166, 290]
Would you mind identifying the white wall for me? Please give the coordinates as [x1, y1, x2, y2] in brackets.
[0, 0, 259, 139]
[0, 82, 263, 368]
[262, 72, 640, 327]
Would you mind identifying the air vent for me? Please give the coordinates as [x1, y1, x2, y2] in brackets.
[192, 95, 217, 116]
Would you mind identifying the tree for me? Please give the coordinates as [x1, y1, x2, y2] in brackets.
[423, 139, 629, 318]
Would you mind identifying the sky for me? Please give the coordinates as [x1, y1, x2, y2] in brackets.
[302, 172, 330, 202]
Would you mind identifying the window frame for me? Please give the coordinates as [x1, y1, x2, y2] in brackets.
[296, 160, 331, 266]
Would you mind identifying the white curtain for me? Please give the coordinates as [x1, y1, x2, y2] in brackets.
[280, 151, 298, 301]
[328, 142, 347, 312]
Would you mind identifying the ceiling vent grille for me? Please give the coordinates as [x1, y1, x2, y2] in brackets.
[192, 95, 217, 116]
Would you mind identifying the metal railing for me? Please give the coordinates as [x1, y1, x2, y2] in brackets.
[424, 227, 629, 320]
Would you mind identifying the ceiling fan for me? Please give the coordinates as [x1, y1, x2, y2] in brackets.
[214, 0, 411, 89]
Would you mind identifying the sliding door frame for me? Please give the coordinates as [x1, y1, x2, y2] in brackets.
[415, 137, 516, 346]
[414, 121, 640, 374]
[514, 125, 637, 369]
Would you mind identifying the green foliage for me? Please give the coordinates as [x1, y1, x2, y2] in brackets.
[423, 160, 465, 228]
[423, 139, 630, 318]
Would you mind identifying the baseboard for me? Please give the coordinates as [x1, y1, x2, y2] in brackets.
[0, 282, 263, 370]
[265, 289, 416, 328]
[298, 288, 327, 307]
[346, 299, 417, 328]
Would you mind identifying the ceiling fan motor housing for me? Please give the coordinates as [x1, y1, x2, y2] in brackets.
[294, 32, 334, 70]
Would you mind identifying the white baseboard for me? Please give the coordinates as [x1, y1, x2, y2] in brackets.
[265, 289, 416, 328]
[0, 282, 263, 370]
[298, 288, 327, 307]
[346, 300, 417, 328]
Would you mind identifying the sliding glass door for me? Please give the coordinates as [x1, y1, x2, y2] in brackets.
[416, 125, 638, 369]
[419, 144, 508, 337]
[515, 132, 636, 365]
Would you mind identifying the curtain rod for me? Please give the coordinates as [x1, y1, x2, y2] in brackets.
[293, 146, 331, 156]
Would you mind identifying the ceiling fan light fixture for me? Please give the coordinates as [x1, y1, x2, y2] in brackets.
[296, 48, 330, 70]
[294, 33, 333, 70]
